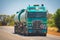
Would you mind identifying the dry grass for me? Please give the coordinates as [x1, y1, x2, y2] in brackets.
[48, 27, 60, 36]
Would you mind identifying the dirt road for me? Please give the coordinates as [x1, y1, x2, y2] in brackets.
[0, 26, 60, 40]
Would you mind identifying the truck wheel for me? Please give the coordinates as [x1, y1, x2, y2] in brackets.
[43, 33, 46, 36]
[14, 26, 18, 34]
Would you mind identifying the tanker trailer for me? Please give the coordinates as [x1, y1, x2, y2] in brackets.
[14, 4, 47, 36]
[14, 9, 27, 35]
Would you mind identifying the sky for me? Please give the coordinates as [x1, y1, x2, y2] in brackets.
[0, 0, 60, 15]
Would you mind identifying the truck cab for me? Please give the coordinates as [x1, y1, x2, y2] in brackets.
[26, 4, 47, 36]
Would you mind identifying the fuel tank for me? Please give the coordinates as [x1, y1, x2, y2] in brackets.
[14, 9, 26, 23]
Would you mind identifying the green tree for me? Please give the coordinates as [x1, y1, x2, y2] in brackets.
[4, 14, 15, 26]
[47, 13, 55, 27]
[9, 14, 15, 26]
[47, 13, 52, 19]
[54, 9, 60, 32]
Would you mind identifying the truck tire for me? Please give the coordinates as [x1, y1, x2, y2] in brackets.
[14, 26, 18, 34]
[43, 33, 46, 36]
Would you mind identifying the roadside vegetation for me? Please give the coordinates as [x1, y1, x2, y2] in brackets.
[48, 8, 60, 32]
[0, 14, 15, 26]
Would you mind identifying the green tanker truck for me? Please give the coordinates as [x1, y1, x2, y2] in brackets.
[14, 4, 47, 36]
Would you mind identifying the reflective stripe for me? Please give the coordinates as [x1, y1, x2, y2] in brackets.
[18, 9, 25, 21]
